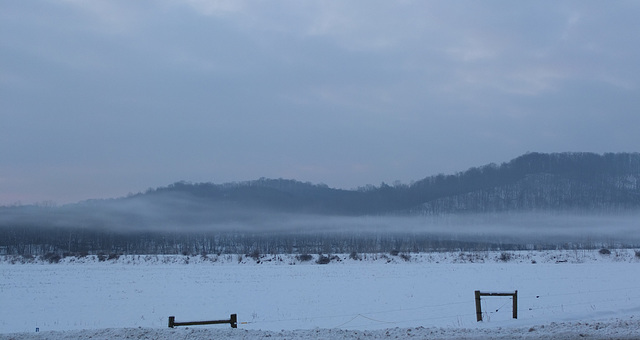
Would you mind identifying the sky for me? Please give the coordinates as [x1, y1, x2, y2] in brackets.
[1, 0, 640, 206]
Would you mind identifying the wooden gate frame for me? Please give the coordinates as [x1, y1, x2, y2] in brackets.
[474, 290, 517, 322]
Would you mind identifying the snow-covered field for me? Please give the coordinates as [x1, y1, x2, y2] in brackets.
[1, 249, 640, 339]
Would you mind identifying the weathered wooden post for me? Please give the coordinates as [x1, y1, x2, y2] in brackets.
[512, 290, 518, 319]
[230, 313, 237, 328]
[475, 290, 482, 322]
[168, 316, 175, 328]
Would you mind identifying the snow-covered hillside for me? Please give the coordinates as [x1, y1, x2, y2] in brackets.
[1, 249, 639, 339]
[3, 248, 639, 266]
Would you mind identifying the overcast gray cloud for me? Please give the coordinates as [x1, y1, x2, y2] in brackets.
[1, 0, 639, 205]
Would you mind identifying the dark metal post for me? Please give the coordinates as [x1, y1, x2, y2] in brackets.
[168, 316, 175, 328]
[230, 314, 237, 328]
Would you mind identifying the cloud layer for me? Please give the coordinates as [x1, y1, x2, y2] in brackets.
[1, 1, 639, 204]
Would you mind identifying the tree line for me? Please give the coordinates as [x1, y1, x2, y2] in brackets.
[1, 224, 614, 257]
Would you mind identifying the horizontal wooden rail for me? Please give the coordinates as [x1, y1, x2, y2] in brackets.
[169, 314, 237, 328]
[478, 292, 517, 297]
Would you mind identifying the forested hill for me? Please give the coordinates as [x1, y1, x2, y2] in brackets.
[124, 152, 640, 215]
[411, 152, 640, 214]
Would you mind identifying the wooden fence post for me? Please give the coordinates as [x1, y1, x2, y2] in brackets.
[230, 313, 237, 328]
[513, 290, 518, 319]
[475, 290, 482, 322]
[168, 316, 175, 328]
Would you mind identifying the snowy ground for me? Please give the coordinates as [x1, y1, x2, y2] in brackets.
[1, 249, 640, 339]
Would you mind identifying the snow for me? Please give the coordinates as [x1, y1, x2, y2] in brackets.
[1, 249, 640, 339]
[3, 320, 640, 340]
